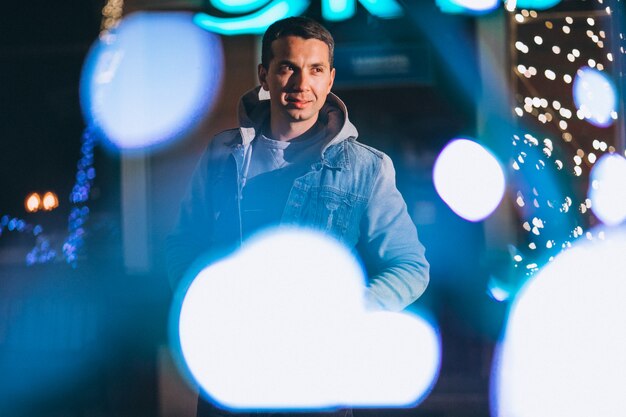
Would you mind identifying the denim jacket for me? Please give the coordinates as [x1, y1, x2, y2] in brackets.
[167, 87, 429, 311]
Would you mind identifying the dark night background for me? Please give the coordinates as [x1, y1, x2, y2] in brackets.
[0, 2, 493, 416]
[4, 1, 615, 416]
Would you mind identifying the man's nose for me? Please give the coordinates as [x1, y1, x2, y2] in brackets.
[290, 71, 310, 91]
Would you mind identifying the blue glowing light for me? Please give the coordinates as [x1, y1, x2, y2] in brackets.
[436, 0, 499, 14]
[210, 0, 270, 14]
[588, 154, 626, 226]
[493, 226, 626, 417]
[486, 276, 511, 302]
[353, 0, 403, 19]
[322, 0, 403, 21]
[194, 0, 309, 35]
[573, 67, 617, 128]
[433, 138, 505, 222]
[515, 0, 562, 10]
[62, 128, 98, 266]
[322, 0, 356, 21]
[81, 12, 223, 151]
[0, 213, 52, 265]
[172, 228, 440, 410]
[195, 0, 402, 34]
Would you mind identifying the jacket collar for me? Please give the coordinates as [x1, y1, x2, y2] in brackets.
[321, 140, 350, 170]
[236, 86, 358, 155]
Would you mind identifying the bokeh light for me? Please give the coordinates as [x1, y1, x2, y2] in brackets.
[322, 0, 357, 21]
[25, 193, 41, 213]
[436, 0, 499, 14]
[172, 228, 440, 411]
[81, 12, 223, 151]
[100, 0, 124, 32]
[353, 0, 404, 19]
[42, 192, 59, 211]
[588, 154, 626, 226]
[433, 138, 505, 222]
[515, 0, 562, 10]
[486, 276, 512, 302]
[493, 226, 626, 417]
[210, 0, 270, 14]
[194, 0, 309, 35]
[573, 66, 617, 128]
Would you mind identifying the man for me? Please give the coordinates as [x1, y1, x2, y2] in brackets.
[167, 16, 429, 417]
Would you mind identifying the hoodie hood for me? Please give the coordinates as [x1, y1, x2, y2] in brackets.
[237, 86, 359, 153]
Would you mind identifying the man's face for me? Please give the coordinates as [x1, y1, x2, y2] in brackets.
[258, 36, 335, 130]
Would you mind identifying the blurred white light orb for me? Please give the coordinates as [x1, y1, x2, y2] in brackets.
[589, 154, 626, 225]
[173, 228, 440, 411]
[493, 226, 626, 417]
[573, 67, 617, 128]
[80, 12, 223, 151]
[433, 138, 505, 222]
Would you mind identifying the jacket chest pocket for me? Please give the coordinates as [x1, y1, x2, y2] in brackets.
[302, 187, 355, 239]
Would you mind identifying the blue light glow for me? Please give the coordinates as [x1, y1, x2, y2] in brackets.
[355, 0, 403, 19]
[0, 213, 52, 265]
[588, 154, 626, 226]
[486, 276, 511, 302]
[194, 0, 309, 35]
[210, 0, 270, 14]
[172, 228, 440, 411]
[493, 226, 626, 417]
[322, 0, 355, 21]
[62, 128, 97, 266]
[515, 0, 562, 10]
[81, 12, 223, 150]
[433, 138, 505, 222]
[436, 0, 499, 14]
[573, 66, 617, 128]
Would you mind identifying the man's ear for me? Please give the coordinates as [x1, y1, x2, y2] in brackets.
[258, 64, 268, 90]
[328, 67, 336, 93]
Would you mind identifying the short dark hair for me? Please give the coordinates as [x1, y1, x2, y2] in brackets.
[261, 16, 335, 69]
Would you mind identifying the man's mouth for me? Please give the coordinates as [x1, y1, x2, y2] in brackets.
[285, 97, 311, 108]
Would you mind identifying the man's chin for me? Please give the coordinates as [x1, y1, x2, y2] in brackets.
[286, 110, 315, 122]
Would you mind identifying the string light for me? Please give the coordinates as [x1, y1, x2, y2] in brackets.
[507, 0, 620, 278]
[0, 214, 53, 266]
[0, 0, 115, 267]
[0, 127, 99, 267]
[101, 0, 124, 34]
[63, 128, 97, 267]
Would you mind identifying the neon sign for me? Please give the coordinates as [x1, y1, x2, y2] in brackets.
[193, 0, 404, 35]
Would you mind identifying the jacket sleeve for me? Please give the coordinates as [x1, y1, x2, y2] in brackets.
[357, 153, 430, 311]
[165, 145, 213, 290]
